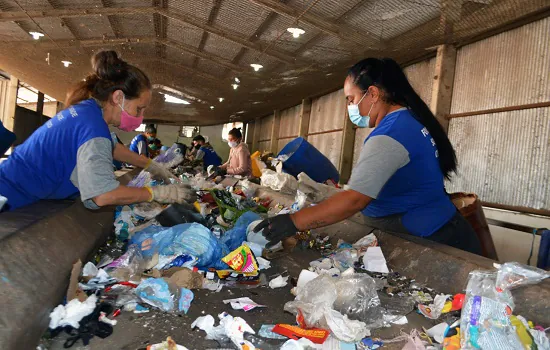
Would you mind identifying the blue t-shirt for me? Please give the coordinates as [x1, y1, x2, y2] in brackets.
[129, 134, 148, 157]
[200, 146, 222, 168]
[0, 99, 112, 211]
[350, 108, 456, 236]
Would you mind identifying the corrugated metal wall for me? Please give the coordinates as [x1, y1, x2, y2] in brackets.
[353, 58, 436, 166]
[447, 17, 550, 210]
[257, 113, 274, 152]
[308, 89, 346, 169]
[277, 104, 300, 153]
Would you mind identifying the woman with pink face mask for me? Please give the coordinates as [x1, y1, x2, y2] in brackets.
[0, 50, 196, 211]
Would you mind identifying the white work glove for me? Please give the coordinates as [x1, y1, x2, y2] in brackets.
[145, 160, 177, 184]
[149, 184, 197, 204]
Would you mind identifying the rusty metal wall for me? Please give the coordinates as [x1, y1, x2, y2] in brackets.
[447, 17, 550, 210]
[259, 113, 274, 141]
[403, 57, 436, 107]
[447, 107, 550, 210]
[451, 17, 550, 114]
[308, 89, 346, 169]
[277, 104, 300, 153]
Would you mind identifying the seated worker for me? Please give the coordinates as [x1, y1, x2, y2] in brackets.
[193, 135, 222, 169]
[218, 128, 251, 177]
[148, 138, 162, 158]
[186, 138, 200, 160]
[129, 123, 156, 157]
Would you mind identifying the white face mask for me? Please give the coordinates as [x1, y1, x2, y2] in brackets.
[228, 140, 238, 148]
[347, 92, 374, 128]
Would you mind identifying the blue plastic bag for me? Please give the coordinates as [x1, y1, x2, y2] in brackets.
[220, 211, 261, 251]
[130, 223, 228, 269]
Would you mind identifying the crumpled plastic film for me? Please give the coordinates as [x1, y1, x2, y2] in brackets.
[260, 169, 298, 194]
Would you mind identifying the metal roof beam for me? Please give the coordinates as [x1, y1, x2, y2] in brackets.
[193, 0, 223, 68]
[0, 7, 155, 21]
[246, 0, 379, 47]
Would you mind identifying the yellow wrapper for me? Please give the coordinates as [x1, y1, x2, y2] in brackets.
[222, 245, 259, 274]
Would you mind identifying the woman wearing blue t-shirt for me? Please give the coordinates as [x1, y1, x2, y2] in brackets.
[0, 50, 195, 212]
[255, 58, 482, 255]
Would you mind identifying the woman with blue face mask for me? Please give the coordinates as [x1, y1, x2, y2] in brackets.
[218, 128, 252, 177]
[254, 57, 482, 255]
[129, 124, 157, 157]
[0, 50, 196, 212]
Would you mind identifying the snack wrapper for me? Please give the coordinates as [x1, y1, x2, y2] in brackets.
[221, 245, 259, 274]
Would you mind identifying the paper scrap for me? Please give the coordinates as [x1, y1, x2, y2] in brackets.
[269, 275, 288, 289]
[426, 322, 449, 343]
[362, 246, 389, 273]
[223, 297, 265, 311]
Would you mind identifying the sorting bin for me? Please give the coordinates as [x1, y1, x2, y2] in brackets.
[277, 137, 340, 183]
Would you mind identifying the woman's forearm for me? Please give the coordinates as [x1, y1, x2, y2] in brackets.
[93, 185, 151, 207]
[290, 190, 372, 231]
[113, 143, 150, 168]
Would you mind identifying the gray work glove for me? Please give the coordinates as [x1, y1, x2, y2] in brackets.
[151, 184, 197, 204]
[145, 160, 178, 184]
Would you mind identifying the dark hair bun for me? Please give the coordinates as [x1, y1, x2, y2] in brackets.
[92, 50, 128, 81]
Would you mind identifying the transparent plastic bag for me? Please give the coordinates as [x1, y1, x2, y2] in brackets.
[260, 169, 297, 194]
[104, 244, 145, 282]
[240, 179, 260, 199]
[135, 277, 192, 313]
[291, 190, 308, 212]
[154, 143, 184, 168]
[495, 262, 549, 292]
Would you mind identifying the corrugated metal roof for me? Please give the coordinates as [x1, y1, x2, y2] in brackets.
[447, 107, 550, 210]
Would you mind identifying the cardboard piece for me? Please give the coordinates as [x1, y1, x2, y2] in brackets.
[67, 259, 86, 302]
[167, 268, 204, 289]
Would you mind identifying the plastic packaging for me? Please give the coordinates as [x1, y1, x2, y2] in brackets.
[291, 190, 308, 212]
[495, 262, 549, 292]
[296, 172, 341, 203]
[135, 278, 193, 313]
[222, 245, 259, 274]
[240, 179, 260, 199]
[191, 312, 256, 349]
[104, 244, 145, 282]
[260, 169, 298, 194]
[460, 262, 549, 349]
[154, 143, 184, 168]
[130, 223, 228, 270]
[133, 202, 164, 220]
[284, 274, 374, 342]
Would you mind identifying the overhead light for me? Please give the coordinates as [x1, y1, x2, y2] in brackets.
[250, 63, 263, 72]
[163, 94, 190, 104]
[234, 77, 240, 83]
[29, 31, 44, 40]
[218, 97, 224, 102]
[61, 60, 72, 67]
[232, 83, 239, 90]
[287, 27, 305, 38]
[210, 106, 215, 110]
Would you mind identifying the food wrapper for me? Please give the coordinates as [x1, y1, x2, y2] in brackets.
[272, 324, 329, 344]
[221, 245, 258, 274]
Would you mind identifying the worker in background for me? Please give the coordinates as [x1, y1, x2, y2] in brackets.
[255, 57, 482, 255]
[193, 135, 222, 170]
[148, 138, 163, 158]
[0, 50, 196, 212]
[186, 138, 200, 160]
[217, 128, 251, 177]
[129, 123, 156, 157]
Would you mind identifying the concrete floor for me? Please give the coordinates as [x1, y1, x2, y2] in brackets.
[44, 249, 442, 350]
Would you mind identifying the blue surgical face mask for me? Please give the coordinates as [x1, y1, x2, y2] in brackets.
[347, 92, 374, 128]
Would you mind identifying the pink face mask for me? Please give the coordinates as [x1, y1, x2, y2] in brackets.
[117, 95, 143, 132]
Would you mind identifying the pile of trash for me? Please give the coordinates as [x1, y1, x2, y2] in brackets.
[44, 159, 550, 350]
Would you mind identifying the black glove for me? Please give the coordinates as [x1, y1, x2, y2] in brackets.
[253, 214, 298, 247]
[213, 166, 227, 177]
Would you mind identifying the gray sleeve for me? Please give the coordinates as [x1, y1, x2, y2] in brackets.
[195, 149, 205, 161]
[348, 135, 410, 199]
[71, 137, 120, 207]
[137, 141, 146, 155]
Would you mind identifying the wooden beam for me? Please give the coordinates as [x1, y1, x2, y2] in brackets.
[338, 104, 355, 184]
[36, 91, 45, 123]
[270, 110, 281, 154]
[0, 36, 156, 49]
[252, 117, 261, 152]
[157, 7, 300, 64]
[0, 7, 155, 21]
[247, 0, 378, 47]
[159, 38, 245, 73]
[193, 0, 223, 69]
[430, 44, 456, 132]
[3, 76, 18, 132]
[298, 98, 311, 139]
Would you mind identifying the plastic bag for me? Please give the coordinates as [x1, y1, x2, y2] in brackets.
[261, 169, 298, 194]
[495, 262, 549, 292]
[104, 244, 145, 282]
[154, 143, 184, 168]
[284, 274, 374, 342]
[296, 172, 341, 203]
[135, 278, 192, 313]
[132, 202, 164, 220]
[291, 190, 308, 212]
[220, 211, 261, 251]
[240, 179, 260, 199]
[459, 262, 549, 350]
[130, 223, 228, 269]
